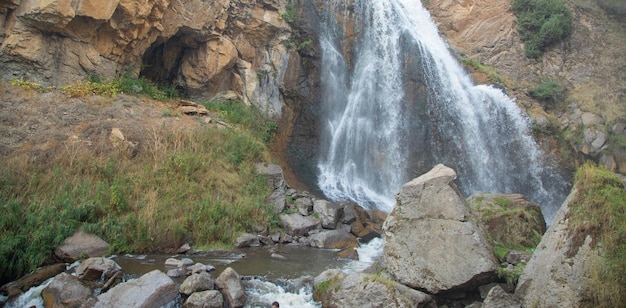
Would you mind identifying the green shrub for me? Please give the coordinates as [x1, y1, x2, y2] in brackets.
[281, 2, 298, 24]
[512, 0, 573, 58]
[529, 79, 563, 102]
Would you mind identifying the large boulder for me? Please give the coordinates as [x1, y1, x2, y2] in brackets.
[54, 230, 110, 262]
[184, 290, 224, 308]
[215, 267, 246, 308]
[468, 193, 546, 249]
[314, 269, 435, 308]
[234, 233, 261, 248]
[383, 164, 498, 294]
[93, 270, 178, 308]
[42, 272, 92, 308]
[313, 199, 343, 229]
[279, 213, 320, 236]
[308, 229, 359, 250]
[179, 272, 215, 295]
[75, 257, 121, 281]
[515, 186, 599, 307]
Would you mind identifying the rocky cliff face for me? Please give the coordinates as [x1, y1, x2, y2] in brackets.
[426, 0, 626, 173]
[0, 0, 312, 117]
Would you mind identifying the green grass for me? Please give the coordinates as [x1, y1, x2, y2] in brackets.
[570, 163, 626, 306]
[497, 263, 526, 287]
[460, 58, 506, 84]
[0, 99, 277, 284]
[202, 99, 278, 144]
[61, 76, 179, 101]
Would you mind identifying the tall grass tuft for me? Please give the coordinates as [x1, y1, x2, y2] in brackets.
[571, 163, 626, 306]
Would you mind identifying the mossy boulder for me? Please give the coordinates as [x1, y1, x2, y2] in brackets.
[468, 193, 546, 251]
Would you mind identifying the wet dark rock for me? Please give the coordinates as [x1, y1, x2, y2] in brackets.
[0, 263, 66, 299]
[42, 272, 91, 308]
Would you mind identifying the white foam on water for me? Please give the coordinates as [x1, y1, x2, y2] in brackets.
[244, 278, 320, 308]
[3, 277, 53, 308]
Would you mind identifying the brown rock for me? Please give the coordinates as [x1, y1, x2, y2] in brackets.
[75, 257, 121, 281]
[76, 0, 119, 20]
[42, 272, 92, 308]
[54, 230, 110, 262]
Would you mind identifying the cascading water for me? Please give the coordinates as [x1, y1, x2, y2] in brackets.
[316, 0, 569, 222]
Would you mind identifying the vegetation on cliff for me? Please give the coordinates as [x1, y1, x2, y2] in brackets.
[0, 80, 278, 284]
[512, 0, 573, 58]
[570, 163, 626, 306]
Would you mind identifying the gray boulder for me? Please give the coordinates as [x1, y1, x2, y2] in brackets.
[515, 187, 599, 307]
[184, 290, 224, 308]
[313, 199, 343, 229]
[314, 269, 435, 308]
[42, 272, 92, 308]
[383, 164, 497, 294]
[93, 270, 178, 308]
[75, 257, 121, 281]
[294, 197, 314, 215]
[215, 267, 246, 308]
[54, 230, 110, 262]
[308, 229, 359, 250]
[279, 213, 320, 236]
[180, 271, 215, 295]
[482, 285, 521, 308]
[188, 262, 215, 274]
[167, 268, 186, 278]
[340, 202, 357, 224]
[234, 233, 261, 248]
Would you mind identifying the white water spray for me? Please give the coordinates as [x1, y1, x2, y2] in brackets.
[316, 0, 568, 221]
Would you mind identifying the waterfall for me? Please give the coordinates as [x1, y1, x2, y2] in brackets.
[316, 0, 569, 222]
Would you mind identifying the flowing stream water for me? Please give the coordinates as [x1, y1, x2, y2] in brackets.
[317, 0, 569, 221]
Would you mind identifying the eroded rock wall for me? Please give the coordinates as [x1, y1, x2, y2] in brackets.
[0, 0, 309, 117]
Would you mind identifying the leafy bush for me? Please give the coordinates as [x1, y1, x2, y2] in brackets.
[512, 0, 573, 58]
[11, 78, 56, 92]
[529, 79, 563, 101]
[280, 2, 298, 24]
